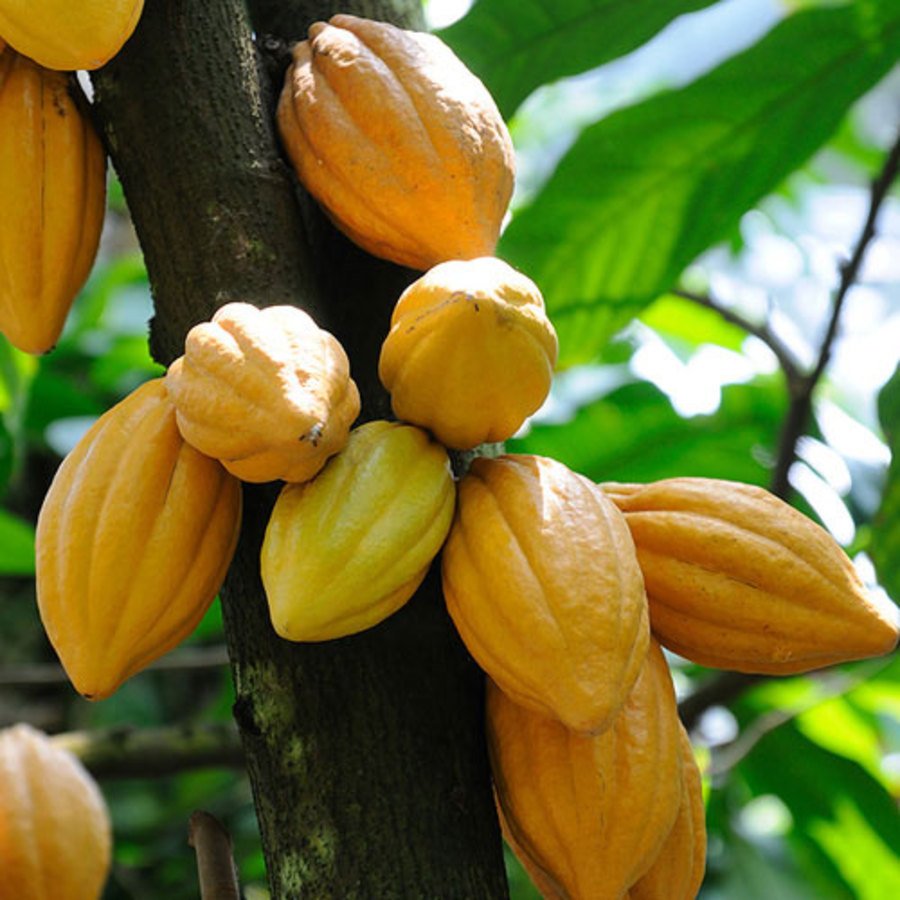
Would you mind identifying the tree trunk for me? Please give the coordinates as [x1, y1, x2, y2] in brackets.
[90, 1, 509, 897]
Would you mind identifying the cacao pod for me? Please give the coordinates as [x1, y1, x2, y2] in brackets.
[629, 725, 706, 900]
[276, 14, 515, 271]
[0, 723, 111, 900]
[36, 379, 242, 700]
[0, 47, 106, 354]
[488, 639, 683, 900]
[261, 420, 455, 641]
[602, 478, 900, 673]
[0, 0, 144, 70]
[443, 454, 649, 736]
[166, 302, 360, 483]
[378, 257, 558, 449]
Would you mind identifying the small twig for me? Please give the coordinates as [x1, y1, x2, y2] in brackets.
[678, 671, 768, 732]
[52, 721, 244, 779]
[673, 288, 802, 386]
[769, 128, 900, 498]
[189, 811, 242, 900]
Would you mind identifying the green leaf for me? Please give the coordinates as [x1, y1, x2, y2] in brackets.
[0, 508, 35, 575]
[639, 293, 748, 353]
[500, 0, 900, 366]
[509, 377, 784, 485]
[870, 362, 900, 603]
[438, 0, 718, 118]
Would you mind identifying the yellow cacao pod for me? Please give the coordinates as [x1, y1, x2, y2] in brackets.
[0, 48, 106, 354]
[165, 302, 360, 483]
[0, 724, 111, 900]
[36, 379, 242, 700]
[489, 639, 683, 900]
[261, 420, 455, 641]
[276, 14, 515, 271]
[629, 725, 706, 900]
[378, 258, 558, 449]
[602, 478, 900, 674]
[443, 454, 649, 735]
[0, 0, 144, 70]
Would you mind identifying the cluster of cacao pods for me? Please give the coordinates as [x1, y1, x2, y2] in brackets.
[18, 11, 900, 900]
[0, 1, 145, 355]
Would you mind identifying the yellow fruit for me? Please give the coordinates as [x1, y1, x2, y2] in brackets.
[0, 48, 106, 354]
[277, 14, 515, 271]
[0, 724, 111, 900]
[36, 379, 242, 700]
[261, 420, 455, 641]
[629, 725, 706, 900]
[489, 639, 683, 900]
[165, 302, 360, 483]
[443, 454, 649, 735]
[0, 0, 144, 70]
[378, 257, 558, 449]
[602, 478, 900, 673]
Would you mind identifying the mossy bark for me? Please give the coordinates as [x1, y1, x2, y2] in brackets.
[90, 1, 509, 897]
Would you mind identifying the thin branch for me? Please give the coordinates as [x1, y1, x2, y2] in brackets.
[678, 671, 768, 732]
[52, 722, 244, 779]
[189, 811, 242, 900]
[0, 645, 229, 688]
[673, 288, 802, 386]
[770, 128, 900, 498]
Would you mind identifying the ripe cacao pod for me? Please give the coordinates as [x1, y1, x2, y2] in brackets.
[0, 0, 144, 70]
[261, 420, 455, 641]
[378, 257, 558, 449]
[443, 454, 649, 736]
[489, 639, 683, 900]
[0, 723, 111, 900]
[165, 302, 360, 483]
[36, 379, 242, 700]
[629, 725, 706, 900]
[0, 48, 106, 354]
[602, 478, 900, 673]
[276, 14, 515, 271]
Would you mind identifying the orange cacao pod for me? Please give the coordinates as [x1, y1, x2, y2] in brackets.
[36, 379, 242, 700]
[0, 1, 144, 70]
[276, 14, 515, 271]
[261, 420, 455, 641]
[0, 724, 111, 900]
[603, 478, 900, 673]
[166, 302, 360, 483]
[629, 725, 706, 900]
[378, 257, 558, 449]
[0, 47, 106, 354]
[489, 639, 683, 900]
[443, 454, 649, 735]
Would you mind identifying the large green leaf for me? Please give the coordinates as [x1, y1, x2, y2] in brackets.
[737, 723, 900, 900]
[0, 508, 35, 576]
[438, 0, 718, 118]
[500, 0, 900, 366]
[509, 377, 784, 484]
[870, 361, 900, 603]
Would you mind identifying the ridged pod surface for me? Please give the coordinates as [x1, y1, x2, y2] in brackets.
[0, 0, 144, 70]
[603, 478, 900, 674]
[0, 47, 106, 354]
[276, 14, 515, 271]
[628, 725, 706, 900]
[488, 639, 683, 900]
[36, 379, 242, 700]
[0, 724, 111, 900]
[166, 302, 360, 483]
[443, 454, 649, 735]
[378, 258, 558, 449]
[261, 420, 455, 641]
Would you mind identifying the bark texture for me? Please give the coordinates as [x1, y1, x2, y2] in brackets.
[90, 1, 508, 897]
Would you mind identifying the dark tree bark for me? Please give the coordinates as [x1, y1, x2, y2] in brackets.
[90, 1, 509, 897]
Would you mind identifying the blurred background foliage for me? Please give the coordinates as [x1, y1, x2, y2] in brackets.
[2, 0, 900, 896]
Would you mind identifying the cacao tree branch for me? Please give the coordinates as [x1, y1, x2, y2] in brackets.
[189, 811, 242, 900]
[678, 672, 768, 733]
[90, 1, 508, 896]
[51, 722, 244, 779]
[769, 127, 900, 499]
